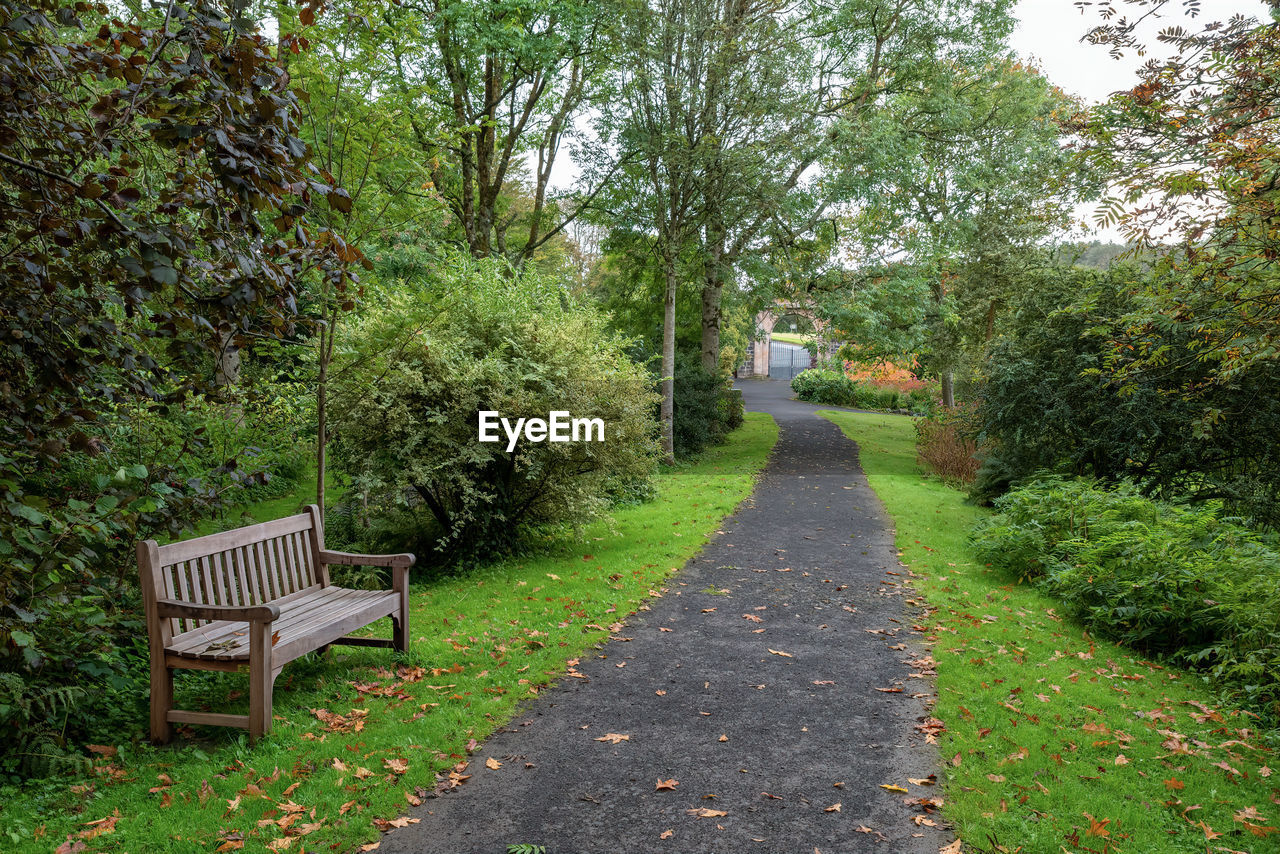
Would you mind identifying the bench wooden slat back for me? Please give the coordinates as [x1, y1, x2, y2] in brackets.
[141, 508, 326, 636]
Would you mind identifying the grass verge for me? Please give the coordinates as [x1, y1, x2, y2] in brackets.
[819, 410, 1279, 854]
[5, 413, 777, 853]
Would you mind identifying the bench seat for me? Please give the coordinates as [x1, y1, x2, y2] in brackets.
[167, 586, 400, 663]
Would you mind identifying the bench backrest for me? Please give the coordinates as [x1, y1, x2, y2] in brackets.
[138, 506, 328, 637]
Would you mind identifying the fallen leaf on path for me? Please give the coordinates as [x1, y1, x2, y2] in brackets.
[656, 778, 679, 791]
[909, 776, 937, 786]
[767, 649, 793, 658]
[660, 830, 673, 839]
[912, 815, 938, 827]
[485, 758, 502, 770]
[880, 784, 908, 794]
[719, 734, 729, 742]
[373, 817, 420, 831]
[686, 808, 728, 818]
[825, 803, 841, 812]
[812, 680, 834, 686]
[874, 687, 903, 693]
[595, 733, 630, 744]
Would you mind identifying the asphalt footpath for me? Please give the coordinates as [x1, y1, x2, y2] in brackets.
[381, 377, 948, 854]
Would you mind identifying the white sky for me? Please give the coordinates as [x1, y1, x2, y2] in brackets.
[1013, 0, 1271, 240]
[1013, 0, 1271, 105]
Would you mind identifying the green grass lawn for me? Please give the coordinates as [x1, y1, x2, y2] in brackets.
[770, 331, 814, 347]
[819, 411, 1279, 854]
[6, 413, 777, 853]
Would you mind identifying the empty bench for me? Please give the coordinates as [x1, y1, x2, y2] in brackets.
[137, 505, 415, 743]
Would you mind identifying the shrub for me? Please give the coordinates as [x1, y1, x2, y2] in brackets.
[971, 477, 1280, 719]
[791, 369, 860, 406]
[331, 256, 659, 560]
[672, 355, 742, 458]
[975, 262, 1280, 527]
[916, 406, 980, 484]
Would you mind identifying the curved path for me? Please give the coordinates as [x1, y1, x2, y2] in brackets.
[383, 378, 946, 853]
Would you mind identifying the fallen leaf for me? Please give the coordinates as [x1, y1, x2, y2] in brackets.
[340, 800, 357, 815]
[595, 733, 630, 744]
[1114, 754, 1129, 765]
[686, 808, 728, 818]
[660, 829, 673, 840]
[405, 790, 422, 807]
[986, 774, 1005, 783]
[359, 845, 380, 852]
[485, 758, 502, 770]
[78, 813, 119, 839]
[719, 734, 729, 742]
[215, 841, 245, 852]
[384, 757, 408, 775]
[354, 767, 374, 780]
[655, 778, 679, 791]
[266, 839, 294, 851]
[767, 649, 794, 658]
[1164, 778, 1185, 790]
[373, 816, 420, 831]
[1084, 813, 1110, 838]
[939, 841, 962, 854]
[909, 776, 937, 786]
[912, 815, 938, 827]
[825, 803, 841, 812]
[880, 784, 908, 793]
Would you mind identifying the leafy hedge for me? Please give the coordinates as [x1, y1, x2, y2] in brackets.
[791, 368, 933, 413]
[971, 477, 1280, 719]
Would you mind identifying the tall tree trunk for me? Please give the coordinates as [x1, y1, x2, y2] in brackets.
[700, 225, 725, 374]
[315, 304, 338, 514]
[660, 250, 678, 465]
[941, 371, 955, 409]
[215, 330, 243, 426]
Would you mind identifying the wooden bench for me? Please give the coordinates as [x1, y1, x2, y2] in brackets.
[137, 505, 414, 743]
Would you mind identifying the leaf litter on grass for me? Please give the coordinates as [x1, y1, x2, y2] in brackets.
[820, 411, 1280, 854]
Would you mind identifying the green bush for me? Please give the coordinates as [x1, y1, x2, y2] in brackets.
[971, 477, 1280, 719]
[974, 262, 1280, 526]
[672, 355, 742, 458]
[791, 369, 860, 406]
[331, 255, 659, 560]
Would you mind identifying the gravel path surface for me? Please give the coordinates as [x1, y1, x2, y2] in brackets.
[381, 378, 947, 854]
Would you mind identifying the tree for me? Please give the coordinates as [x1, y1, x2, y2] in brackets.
[825, 58, 1086, 405]
[0, 0, 348, 764]
[1083, 2, 1280, 389]
[381, 0, 614, 263]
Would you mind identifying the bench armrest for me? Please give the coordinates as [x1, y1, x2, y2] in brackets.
[156, 599, 280, 623]
[319, 550, 416, 569]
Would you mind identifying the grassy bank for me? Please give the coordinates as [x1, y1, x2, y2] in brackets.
[819, 411, 1278, 854]
[5, 413, 778, 853]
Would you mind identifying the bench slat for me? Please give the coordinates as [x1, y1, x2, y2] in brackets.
[166, 586, 391, 660]
[166, 584, 326, 657]
[155, 512, 313, 567]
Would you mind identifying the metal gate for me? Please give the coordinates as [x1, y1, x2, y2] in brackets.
[768, 341, 810, 380]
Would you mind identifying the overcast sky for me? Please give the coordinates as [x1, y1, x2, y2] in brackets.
[1012, 0, 1272, 104]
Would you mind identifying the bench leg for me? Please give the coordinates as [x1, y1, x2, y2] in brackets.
[150, 661, 173, 744]
[248, 621, 275, 743]
[392, 612, 409, 653]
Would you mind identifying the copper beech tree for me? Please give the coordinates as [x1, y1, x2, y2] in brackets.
[0, 0, 355, 731]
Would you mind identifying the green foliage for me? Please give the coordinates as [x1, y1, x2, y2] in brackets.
[972, 477, 1280, 718]
[790, 368, 860, 406]
[973, 261, 1280, 527]
[790, 368, 932, 414]
[670, 356, 742, 459]
[331, 255, 659, 560]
